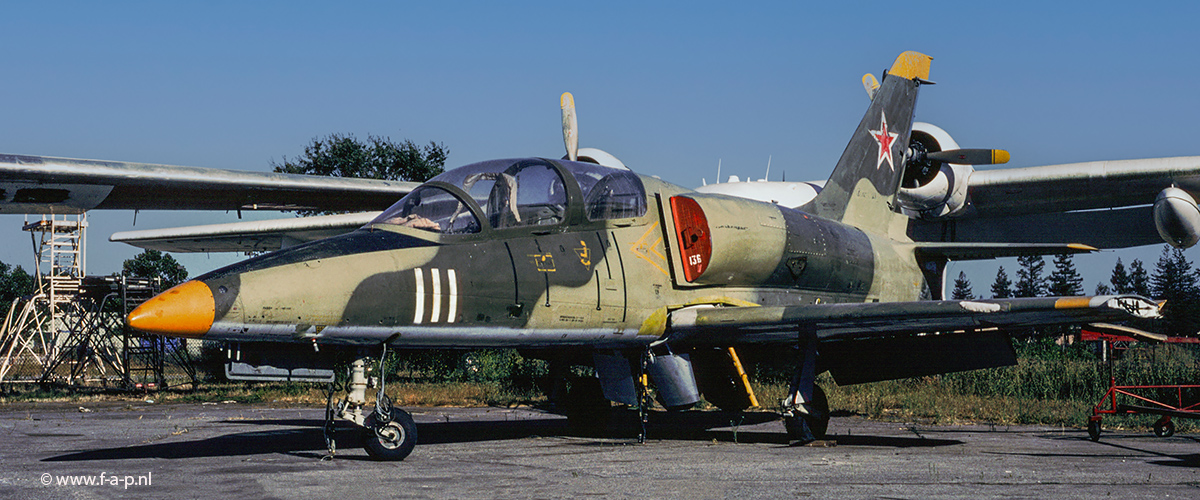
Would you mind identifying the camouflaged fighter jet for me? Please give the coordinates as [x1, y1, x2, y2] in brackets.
[110, 51, 1163, 460]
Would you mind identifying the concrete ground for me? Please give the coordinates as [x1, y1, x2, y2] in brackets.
[1, 401, 1198, 499]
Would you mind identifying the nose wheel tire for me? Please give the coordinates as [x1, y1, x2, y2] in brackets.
[363, 407, 418, 461]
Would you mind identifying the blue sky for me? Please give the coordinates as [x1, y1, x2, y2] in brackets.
[0, 1, 1197, 294]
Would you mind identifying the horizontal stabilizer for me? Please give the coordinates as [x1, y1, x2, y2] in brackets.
[913, 242, 1097, 260]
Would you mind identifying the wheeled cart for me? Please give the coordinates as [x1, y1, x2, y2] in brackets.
[1083, 329, 1200, 441]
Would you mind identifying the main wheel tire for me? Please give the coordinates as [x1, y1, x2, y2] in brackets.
[1087, 419, 1102, 442]
[363, 407, 417, 461]
[693, 348, 752, 412]
[1154, 418, 1176, 438]
[784, 385, 830, 443]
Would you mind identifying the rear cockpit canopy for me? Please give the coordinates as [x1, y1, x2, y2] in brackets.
[370, 158, 646, 233]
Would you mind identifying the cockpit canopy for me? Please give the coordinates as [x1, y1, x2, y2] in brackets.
[370, 158, 647, 234]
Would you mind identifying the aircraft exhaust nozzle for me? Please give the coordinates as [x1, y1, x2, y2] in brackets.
[127, 280, 215, 338]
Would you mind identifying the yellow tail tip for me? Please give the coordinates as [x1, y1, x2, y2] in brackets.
[889, 51, 932, 81]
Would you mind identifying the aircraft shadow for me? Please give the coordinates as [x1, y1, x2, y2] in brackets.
[41, 409, 959, 462]
[984, 434, 1200, 468]
[42, 427, 328, 462]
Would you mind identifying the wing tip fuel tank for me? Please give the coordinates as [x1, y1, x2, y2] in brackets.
[127, 280, 215, 338]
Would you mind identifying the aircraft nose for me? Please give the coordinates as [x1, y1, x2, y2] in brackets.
[127, 280, 216, 338]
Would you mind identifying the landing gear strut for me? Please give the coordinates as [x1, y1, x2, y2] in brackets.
[323, 344, 417, 461]
[780, 330, 830, 444]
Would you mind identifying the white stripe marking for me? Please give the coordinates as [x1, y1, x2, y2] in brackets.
[430, 268, 442, 323]
[447, 269, 458, 323]
[413, 268, 425, 324]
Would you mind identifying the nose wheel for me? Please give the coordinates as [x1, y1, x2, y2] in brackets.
[364, 406, 418, 461]
[323, 343, 418, 461]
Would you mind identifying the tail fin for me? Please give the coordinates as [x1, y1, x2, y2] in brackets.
[808, 51, 932, 235]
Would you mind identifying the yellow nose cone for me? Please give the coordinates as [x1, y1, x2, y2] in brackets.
[127, 280, 215, 338]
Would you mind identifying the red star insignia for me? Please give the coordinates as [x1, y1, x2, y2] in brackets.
[869, 112, 899, 171]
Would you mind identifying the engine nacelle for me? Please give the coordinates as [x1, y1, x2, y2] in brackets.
[668, 194, 787, 286]
[896, 163, 974, 219]
[895, 122, 974, 219]
[1154, 187, 1200, 248]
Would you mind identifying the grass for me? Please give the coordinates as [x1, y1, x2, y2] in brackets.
[750, 341, 1200, 433]
[5, 342, 1199, 433]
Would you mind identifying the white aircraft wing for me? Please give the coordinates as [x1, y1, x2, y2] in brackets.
[908, 156, 1200, 250]
[966, 156, 1200, 217]
[109, 212, 380, 253]
[0, 153, 418, 214]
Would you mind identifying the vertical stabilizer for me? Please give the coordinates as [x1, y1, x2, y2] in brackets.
[808, 51, 931, 235]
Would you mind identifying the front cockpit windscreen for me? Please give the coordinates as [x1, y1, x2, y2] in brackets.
[374, 158, 647, 232]
[369, 186, 481, 234]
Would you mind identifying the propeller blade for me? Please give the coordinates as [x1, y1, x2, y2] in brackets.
[927, 148, 1010, 165]
[862, 74, 879, 101]
[560, 92, 578, 162]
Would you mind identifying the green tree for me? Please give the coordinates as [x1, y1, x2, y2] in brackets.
[1110, 258, 1132, 294]
[272, 133, 448, 215]
[1095, 282, 1113, 295]
[1129, 258, 1151, 296]
[1150, 246, 1200, 335]
[991, 266, 1013, 298]
[1047, 253, 1083, 296]
[1014, 255, 1046, 298]
[0, 261, 36, 313]
[123, 250, 189, 289]
[951, 271, 975, 300]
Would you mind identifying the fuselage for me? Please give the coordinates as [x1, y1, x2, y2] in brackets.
[128, 158, 929, 346]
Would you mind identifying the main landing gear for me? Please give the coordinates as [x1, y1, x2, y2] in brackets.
[780, 331, 830, 444]
[323, 344, 417, 461]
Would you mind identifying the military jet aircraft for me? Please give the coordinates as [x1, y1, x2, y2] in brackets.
[95, 51, 1166, 460]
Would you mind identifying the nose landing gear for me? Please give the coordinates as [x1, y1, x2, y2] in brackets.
[323, 344, 418, 461]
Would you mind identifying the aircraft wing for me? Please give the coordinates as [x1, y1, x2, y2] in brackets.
[666, 295, 1159, 345]
[907, 156, 1200, 250]
[665, 294, 1159, 384]
[0, 153, 418, 214]
[109, 212, 380, 253]
[966, 156, 1200, 217]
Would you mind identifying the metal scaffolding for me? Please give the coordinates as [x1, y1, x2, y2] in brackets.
[0, 214, 200, 389]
